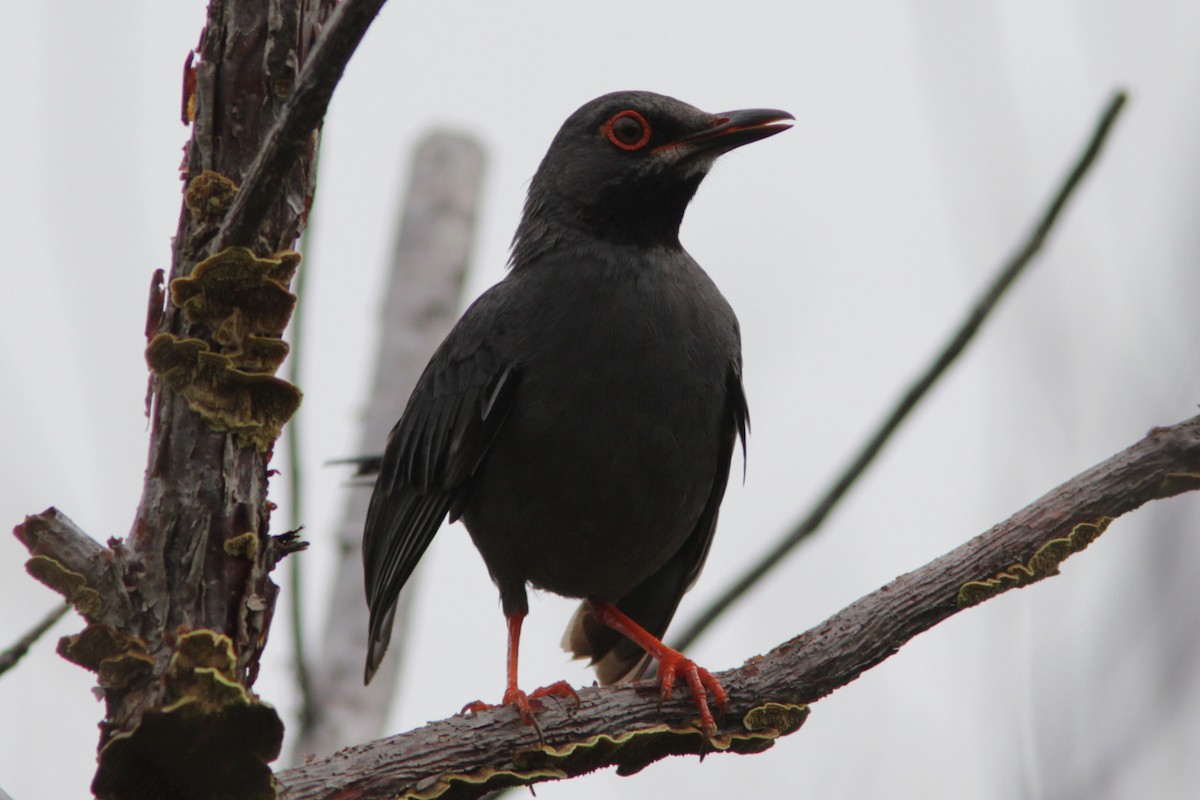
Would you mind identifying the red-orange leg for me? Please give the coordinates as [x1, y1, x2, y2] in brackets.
[462, 613, 578, 727]
[591, 601, 727, 735]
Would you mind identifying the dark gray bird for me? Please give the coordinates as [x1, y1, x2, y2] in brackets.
[363, 90, 791, 733]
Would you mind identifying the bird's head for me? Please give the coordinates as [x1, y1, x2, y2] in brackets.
[512, 91, 793, 259]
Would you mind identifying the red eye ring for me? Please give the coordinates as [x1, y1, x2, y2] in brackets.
[601, 110, 652, 151]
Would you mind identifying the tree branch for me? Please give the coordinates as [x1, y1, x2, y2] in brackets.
[9, 3, 342, 797]
[273, 415, 1200, 799]
[215, 0, 390, 252]
[0, 602, 70, 677]
[672, 89, 1129, 652]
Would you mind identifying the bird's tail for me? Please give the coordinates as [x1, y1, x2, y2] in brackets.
[561, 563, 689, 685]
[364, 601, 397, 685]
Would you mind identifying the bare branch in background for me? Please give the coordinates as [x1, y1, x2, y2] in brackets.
[286, 216, 316, 727]
[0, 602, 70, 677]
[672, 89, 1129, 652]
[290, 131, 486, 762]
[274, 416, 1200, 799]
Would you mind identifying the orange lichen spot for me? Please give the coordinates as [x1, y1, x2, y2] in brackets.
[181, 50, 197, 125]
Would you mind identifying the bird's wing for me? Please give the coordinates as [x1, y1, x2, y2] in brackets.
[362, 287, 520, 683]
[564, 363, 749, 684]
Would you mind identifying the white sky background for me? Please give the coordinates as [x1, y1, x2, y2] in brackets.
[2, 2, 1198, 798]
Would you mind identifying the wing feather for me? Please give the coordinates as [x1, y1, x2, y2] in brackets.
[362, 286, 520, 683]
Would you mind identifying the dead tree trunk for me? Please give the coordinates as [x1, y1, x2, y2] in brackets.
[13, 2, 336, 797]
[292, 130, 485, 761]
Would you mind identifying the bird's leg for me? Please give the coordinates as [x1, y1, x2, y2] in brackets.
[498, 613, 578, 720]
[462, 613, 577, 727]
[591, 601, 727, 735]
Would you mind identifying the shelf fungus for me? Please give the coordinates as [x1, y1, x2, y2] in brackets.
[184, 170, 239, 225]
[57, 623, 155, 694]
[92, 630, 283, 800]
[956, 517, 1113, 608]
[146, 247, 302, 450]
[399, 702, 808, 799]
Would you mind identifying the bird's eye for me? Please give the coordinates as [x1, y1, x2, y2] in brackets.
[601, 110, 652, 151]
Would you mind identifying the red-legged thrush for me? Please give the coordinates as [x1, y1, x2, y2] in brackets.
[363, 90, 792, 734]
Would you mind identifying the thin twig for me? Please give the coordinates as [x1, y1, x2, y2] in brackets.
[0, 602, 70, 677]
[287, 211, 315, 728]
[215, 0, 389, 251]
[672, 89, 1129, 652]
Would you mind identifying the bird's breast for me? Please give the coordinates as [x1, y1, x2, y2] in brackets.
[460, 251, 737, 600]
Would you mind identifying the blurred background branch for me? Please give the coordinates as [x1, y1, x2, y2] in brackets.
[0, 602, 69, 678]
[673, 89, 1129, 652]
[289, 130, 486, 762]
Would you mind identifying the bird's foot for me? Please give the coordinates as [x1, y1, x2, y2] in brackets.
[589, 601, 728, 736]
[462, 680, 579, 726]
[655, 648, 727, 736]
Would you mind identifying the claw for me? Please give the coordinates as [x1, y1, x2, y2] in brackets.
[530, 680, 581, 708]
[655, 648, 727, 735]
[462, 680, 579, 726]
[591, 601, 727, 736]
[462, 613, 580, 743]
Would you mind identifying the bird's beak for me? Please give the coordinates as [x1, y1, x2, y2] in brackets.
[659, 108, 794, 156]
